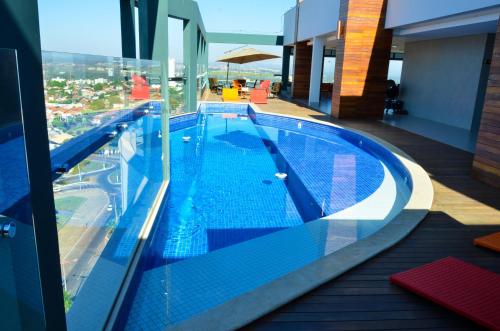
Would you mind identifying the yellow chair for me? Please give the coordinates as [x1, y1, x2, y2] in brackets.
[222, 87, 240, 102]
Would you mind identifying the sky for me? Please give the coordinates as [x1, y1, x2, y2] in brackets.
[38, 1, 402, 80]
[38, 0, 295, 68]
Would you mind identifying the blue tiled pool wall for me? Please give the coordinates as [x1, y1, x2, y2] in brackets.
[199, 102, 248, 115]
[248, 107, 413, 192]
[170, 112, 198, 132]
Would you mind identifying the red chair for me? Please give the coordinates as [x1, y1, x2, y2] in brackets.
[249, 88, 268, 104]
[259, 80, 271, 96]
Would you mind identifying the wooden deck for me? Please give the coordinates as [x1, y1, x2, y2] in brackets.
[204, 96, 500, 330]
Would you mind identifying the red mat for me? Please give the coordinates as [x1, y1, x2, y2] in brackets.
[390, 257, 500, 331]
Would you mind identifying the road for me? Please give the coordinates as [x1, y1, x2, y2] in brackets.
[55, 151, 123, 297]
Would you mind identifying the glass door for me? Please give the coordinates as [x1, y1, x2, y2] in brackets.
[0, 48, 46, 330]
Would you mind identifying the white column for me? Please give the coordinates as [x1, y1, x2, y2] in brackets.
[308, 36, 325, 106]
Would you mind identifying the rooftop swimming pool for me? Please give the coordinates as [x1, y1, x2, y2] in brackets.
[115, 103, 414, 330]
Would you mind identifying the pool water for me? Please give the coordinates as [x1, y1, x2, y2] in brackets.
[147, 106, 386, 267]
[118, 103, 411, 330]
[148, 112, 304, 266]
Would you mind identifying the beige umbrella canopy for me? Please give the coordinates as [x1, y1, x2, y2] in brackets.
[217, 47, 280, 84]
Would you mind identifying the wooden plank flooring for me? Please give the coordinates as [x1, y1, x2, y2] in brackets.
[217, 97, 500, 330]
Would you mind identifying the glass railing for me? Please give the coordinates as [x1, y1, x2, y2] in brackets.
[58, 115, 165, 330]
[197, 63, 208, 100]
[42, 51, 162, 150]
[42, 51, 168, 330]
[168, 62, 186, 116]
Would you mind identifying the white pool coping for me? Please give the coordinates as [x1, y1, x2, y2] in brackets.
[167, 103, 434, 331]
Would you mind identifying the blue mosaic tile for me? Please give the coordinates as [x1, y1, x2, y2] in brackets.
[148, 112, 304, 266]
[119, 104, 413, 330]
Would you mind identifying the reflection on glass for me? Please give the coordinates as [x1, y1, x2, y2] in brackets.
[42, 51, 162, 150]
[53, 115, 164, 325]
[0, 48, 46, 330]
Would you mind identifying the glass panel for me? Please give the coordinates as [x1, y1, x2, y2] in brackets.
[0, 48, 46, 330]
[42, 51, 162, 150]
[42, 51, 167, 329]
[168, 61, 185, 116]
[197, 62, 207, 100]
[57, 114, 165, 329]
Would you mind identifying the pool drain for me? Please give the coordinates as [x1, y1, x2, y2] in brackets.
[182, 136, 191, 143]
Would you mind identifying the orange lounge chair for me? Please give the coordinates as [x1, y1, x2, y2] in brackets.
[390, 257, 500, 331]
[222, 88, 240, 102]
[249, 88, 268, 104]
[474, 232, 500, 252]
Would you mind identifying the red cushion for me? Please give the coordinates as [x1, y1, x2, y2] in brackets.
[390, 257, 500, 331]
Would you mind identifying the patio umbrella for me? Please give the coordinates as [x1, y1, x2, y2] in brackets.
[217, 47, 280, 85]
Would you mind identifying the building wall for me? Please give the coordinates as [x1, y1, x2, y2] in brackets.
[283, 7, 296, 45]
[400, 34, 490, 130]
[386, 0, 500, 29]
[473, 21, 500, 188]
[297, 0, 339, 41]
[283, 0, 340, 45]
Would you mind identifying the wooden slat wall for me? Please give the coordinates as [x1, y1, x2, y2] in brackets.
[331, 0, 392, 119]
[473, 21, 500, 188]
[292, 41, 313, 99]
